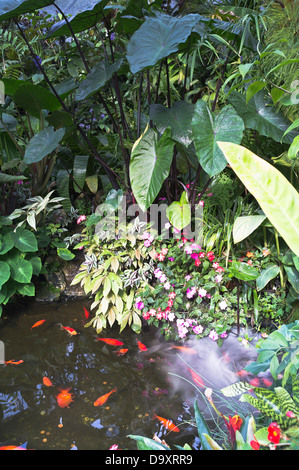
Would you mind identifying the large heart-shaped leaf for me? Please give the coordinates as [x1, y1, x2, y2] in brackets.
[126, 11, 201, 74]
[9, 258, 33, 283]
[0, 261, 10, 288]
[256, 264, 280, 291]
[130, 127, 175, 212]
[228, 90, 298, 145]
[13, 83, 62, 118]
[0, 0, 54, 21]
[218, 142, 299, 257]
[191, 101, 244, 177]
[46, 0, 109, 37]
[149, 101, 195, 147]
[10, 227, 38, 252]
[24, 126, 65, 164]
[75, 59, 123, 101]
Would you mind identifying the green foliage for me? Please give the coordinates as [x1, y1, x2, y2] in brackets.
[0, 219, 41, 315]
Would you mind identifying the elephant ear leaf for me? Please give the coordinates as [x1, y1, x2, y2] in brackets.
[217, 142, 299, 257]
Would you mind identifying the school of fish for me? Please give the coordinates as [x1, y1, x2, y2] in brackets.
[1, 306, 273, 449]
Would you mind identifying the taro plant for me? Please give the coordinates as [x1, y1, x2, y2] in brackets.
[0, 216, 42, 315]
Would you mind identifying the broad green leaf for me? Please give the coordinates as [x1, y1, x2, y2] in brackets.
[229, 261, 259, 281]
[10, 227, 38, 252]
[128, 435, 170, 450]
[13, 83, 62, 118]
[149, 101, 194, 147]
[0, 173, 27, 183]
[228, 90, 297, 144]
[57, 247, 75, 261]
[56, 170, 72, 211]
[130, 127, 175, 212]
[284, 265, 299, 293]
[191, 101, 244, 177]
[0, 233, 14, 255]
[73, 155, 89, 193]
[288, 135, 299, 160]
[217, 142, 299, 257]
[75, 59, 123, 101]
[256, 264, 280, 291]
[246, 80, 266, 103]
[0, 0, 53, 21]
[9, 258, 33, 283]
[0, 261, 10, 288]
[17, 282, 35, 296]
[126, 11, 201, 74]
[24, 127, 65, 164]
[46, 0, 110, 37]
[221, 381, 253, 397]
[233, 215, 266, 243]
[166, 191, 191, 231]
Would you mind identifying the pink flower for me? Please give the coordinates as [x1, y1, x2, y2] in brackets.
[109, 444, 119, 450]
[216, 266, 225, 273]
[220, 331, 228, 338]
[144, 240, 151, 247]
[198, 288, 207, 297]
[193, 325, 203, 334]
[142, 232, 150, 240]
[191, 253, 199, 260]
[206, 251, 215, 261]
[212, 262, 219, 269]
[195, 259, 201, 266]
[215, 274, 222, 283]
[168, 312, 175, 321]
[157, 253, 165, 261]
[143, 311, 151, 320]
[185, 275, 192, 281]
[169, 292, 176, 299]
[198, 200, 204, 207]
[209, 330, 219, 341]
[159, 274, 167, 283]
[198, 252, 205, 258]
[161, 247, 168, 255]
[167, 299, 173, 307]
[77, 215, 86, 224]
[184, 245, 193, 255]
[164, 281, 171, 290]
[149, 308, 156, 316]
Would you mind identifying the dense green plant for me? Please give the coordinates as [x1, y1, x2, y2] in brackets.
[0, 217, 42, 315]
[70, 214, 155, 333]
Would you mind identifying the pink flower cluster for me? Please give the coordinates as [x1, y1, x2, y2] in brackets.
[142, 291, 176, 322]
[176, 318, 204, 338]
[142, 231, 154, 247]
[77, 215, 86, 224]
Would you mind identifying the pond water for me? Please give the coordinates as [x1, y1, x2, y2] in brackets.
[0, 298, 265, 450]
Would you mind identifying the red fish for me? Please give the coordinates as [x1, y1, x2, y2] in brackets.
[31, 319, 46, 329]
[188, 368, 205, 388]
[43, 377, 53, 387]
[94, 387, 117, 406]
[97, 338, 123, 346]
[83, 308, 90, 319]
[56, 388, 74, 408]
[113, 348, 128, 356]
[153, 414, 180, 433]
[170, 345, 197, 354]
[61, 326, 77, 336]
[137, 340, 147, 351]
[5, 360, 24, 366]
[262, 378, 273, 388]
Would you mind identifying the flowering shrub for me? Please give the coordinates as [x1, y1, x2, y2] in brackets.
[136, 229, 248, 344]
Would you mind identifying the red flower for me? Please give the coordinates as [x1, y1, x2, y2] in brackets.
[250, 438, 260, 450]
[194, 259, 201, 266]
[268, 422, 281, 445]
[229, 415, 243, 432]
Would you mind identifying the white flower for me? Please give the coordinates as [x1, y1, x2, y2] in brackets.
[198, 288, 207, 297]
[219, 300, 228, 310]
[215, 274, 223, 283]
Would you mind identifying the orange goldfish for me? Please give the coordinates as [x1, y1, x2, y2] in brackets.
[137, 340, 147, 351]
[56, 388, 74, 408]
[61, 326, 77, 336]
[188, 368, 205, 388]
[94, 387, 117, 407]
[5, 360, 24, 366]
[262, 378, 273, 388]
[236, 369, 249, 377]
[83, 307, 90, 319]
[0, 445, 27, 450]
[31, 319, 46, 329]
[42, 377, 53, 387]
[97, 338, 123, 346]
[170, 345, 197, 354]
[153, 414, 180, 433]
[113, 348, 128, 356]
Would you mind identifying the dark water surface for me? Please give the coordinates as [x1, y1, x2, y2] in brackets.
[0, 299, 261, 450]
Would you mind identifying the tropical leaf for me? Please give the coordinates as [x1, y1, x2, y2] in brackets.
[129, 127, 175, 212]
[166, 191, 191, 231]
[232, 215, 266, 244]
[56, 169, 72, 211]
[9, 258, 33, 284]
[10, 227, 38, 252]
[217, 142, 299, 257]
[228, 90, 298, 144]
[0, 0, 53, 21]
[191, 101, 244, 177]
[126, 11, 201, 74]
[194, 400, 212, 450]
[46, 0, 110, 37]
[75, 59, 123, 101]
[256, 264, 280, 291]
[221, 381, 253, 397]
[13, 83, 62, 118]
[149, 101, 195, 147]
[0, 261, 10, 288]
[73, 155, 89, 193]
[24, 127, 65, 164]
